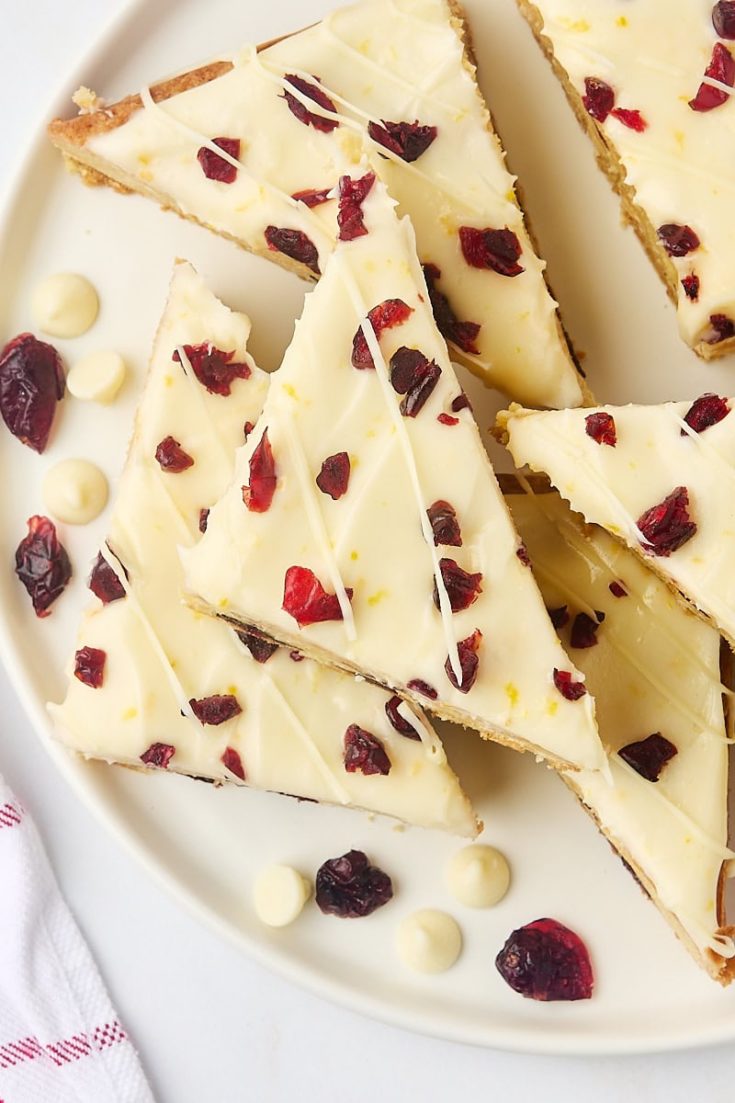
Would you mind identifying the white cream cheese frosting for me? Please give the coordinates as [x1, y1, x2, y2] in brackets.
[61, 0, 583, 409]
[524, 0, 735, 353]
[502, 396, 735, 648]
[50, 260, 477, 837]
[506, 486, 734, 971]
[182, 176, 605, 774]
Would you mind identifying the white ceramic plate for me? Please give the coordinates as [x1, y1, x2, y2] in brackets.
[2, 0, 734, 1057]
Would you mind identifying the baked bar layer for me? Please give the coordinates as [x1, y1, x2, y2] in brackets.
[48, 0, 585, 409]
[518, 0, 735, 358]
[182, 173, 606, 774]
[50, 260, 478, 837]
[505, 479, 734, 983]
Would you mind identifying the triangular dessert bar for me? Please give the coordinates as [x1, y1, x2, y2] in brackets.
[182, 175, 605, 774]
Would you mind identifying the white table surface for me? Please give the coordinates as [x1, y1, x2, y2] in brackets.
[1, 2, 732, 1100]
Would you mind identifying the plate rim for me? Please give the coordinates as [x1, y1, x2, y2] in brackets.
[1, 0, 734, 1057]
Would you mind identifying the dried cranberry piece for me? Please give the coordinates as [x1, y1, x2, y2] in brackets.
[516, 543, 531, 567]
[434, 558, 482, 613]
[282, 74, 339, 132]
[197, 137, 240, 183]
[242, 429, 277, 513]
[682, 393, 730, 434]
[88, 551, 126, 604]
[553, 668, 587, 701]
[343, 724, 391, 776]
[445, 629, 482, 693]
[385, 695, 420, 740]
[289, 650, 304, 663]
[0, 333, 65, 453]
[582, 76, 615, 121]
[315, 850, 393, 917]
[243, 421, 255, 440]
[407, 678, 438, 700]
[73, 646, 106, 688]
[221, 746, 246, 780]
[389, 347, 442, 416]
[619, 732, 677, 781]
[367, 118, 437, 162]
[459, 226, 524, 277]
[570, 612, 601, 649]
[236, 628, 279, 664]
[422, 263, 481, 355]
[707, 314, 735, 342]
[337, 172, 375, 242]
[189, 694, 242, 725]
[609, 581, 628, 598]
[690, 42, 735, 111]
[427, 500, 462, 547]
[437, 413, 459, 426]
[155, 436, 194, 473]
[610, 107, 647, 131]
[173, 343, 250, 396]
[657, 224, 700, 258]
[351, 299, 413, 370]
[451, 393, 472, 413]
[199, 508, 210, 534]
[495, 918, 594, 1001]
[637, 486, 697, 556]
[282, 565, 352, 627]
[15, 515, 71, 618]
[140, 742, 175, 768]
[547, 605, 569, 628]
[713, 1, 735, 37]
[682, 274, 700, 301]
[292, 187, 333, 207]
[264, 226, 320, 275]
[316, 452, 351, 499]
[584, 411, 617, 446]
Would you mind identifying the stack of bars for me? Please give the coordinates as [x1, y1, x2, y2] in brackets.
[48, 0, 735, 984]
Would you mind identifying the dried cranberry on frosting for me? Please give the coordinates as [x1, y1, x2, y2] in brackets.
[682, 393, 730, 434]
[282, 74, 339, 132]
[74, 646, 106, 688]
[264, 226, 320, 275]
[197, 137, 240, 183]
[88, 551, 126, 604]
[459, 226, 524, 277]
[367, 118, 437, 162]
[389, 347, 441, 416]
[242, 430, 277, 513]
[689, 42, 735, 112]
[385, 695, 420, 740]
[291, 187, 333, 208]
[351, 299, 413, 370]
[343, 724, 391, 776]
[553, 668, 587, 701]
[173, 343, 250, 396]
[140, 743, 175, 768]
[445, 629, 482, 693]
[618, 733, 677, 782]
[282, 565, 352, 627]
[427, 500, 462, 547]
[189, 694, 242, 725]
[221, 746, 246, 780]
[585, 412, 617, 446]
[337, 172, 375, 242]
[433, 558, 483, 613]
[316, 452, 350, 500]
[155, 436, 194, 473]
[636, 487, 697, 556]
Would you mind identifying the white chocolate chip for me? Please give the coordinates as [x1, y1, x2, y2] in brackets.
[42, 459, 108, 525]
[446, 845, 510, 908]
[253, 865, 311, 927]
[31, 273, 99, 339]
[67, 351, 126, 404]
[396, 909, 462, 973]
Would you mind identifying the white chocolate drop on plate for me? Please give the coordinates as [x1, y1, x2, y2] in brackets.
[396, 910, 462, 974]
[31, 273, 99, 338]
[446, 845, 510, 909]
[67, 350, 126, 403]
[253, 865, 311, 927]
[42, 459, 108, 525]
